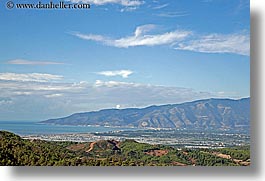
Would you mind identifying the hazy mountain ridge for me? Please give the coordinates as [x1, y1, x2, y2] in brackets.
[41, 98, 250, 131]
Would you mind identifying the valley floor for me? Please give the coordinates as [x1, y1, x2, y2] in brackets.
[22, 129, 250, 149]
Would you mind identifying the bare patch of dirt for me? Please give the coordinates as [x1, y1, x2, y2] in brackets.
[212, 152, 231, 159]
[86, 142, 97, 153]
[210, 152, 250, 166]
[85, 140, 121, 153]
[144, 149, 169, 157]
[172, 161, 187, 166]
[67, 143, 86, 151]
[240, 161, 250, 166]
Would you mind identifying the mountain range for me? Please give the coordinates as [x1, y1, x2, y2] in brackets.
[41, 98, 250, 131]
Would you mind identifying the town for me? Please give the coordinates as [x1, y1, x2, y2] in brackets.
[23, 129, 250, 149]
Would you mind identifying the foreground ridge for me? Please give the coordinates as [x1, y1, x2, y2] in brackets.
[0, 131, 250, 166]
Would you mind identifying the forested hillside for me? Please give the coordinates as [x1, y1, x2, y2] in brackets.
[0, 131, 250, 166]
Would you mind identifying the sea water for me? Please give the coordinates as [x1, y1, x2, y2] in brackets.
[0, 121, 136, 136]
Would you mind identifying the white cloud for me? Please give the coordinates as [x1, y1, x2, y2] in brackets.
[234, 0, 249, 13]
[0, 81, 86, 93]
[120, 6, 138, 12]
[114, 30, 190, 48]
[0, 98, 13, 106]
[216, 91, 239, 97]
[73, 33, 107, 42]
[45, 94, 64, 98]
[175, 33, 250, 56]
[13, 91, 33, 95]
[73, 25, 191, 48]
[94, 80, 139, 87]
[157, 12, 189, 18]
[72, 24, 249, 56]
[134, 24, 156, 37]
[92, 80, 216, 106]
[0, 73, 63, 82]
[96, 70, 133, 78]
[69, 0, 144, 7]
[152, 3, 169, 10]
[7, 59, 64, 65]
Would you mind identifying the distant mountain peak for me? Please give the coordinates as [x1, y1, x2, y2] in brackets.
[41, 98, 250, 131]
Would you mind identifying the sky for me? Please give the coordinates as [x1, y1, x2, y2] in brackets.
[0, 0, 250, 121]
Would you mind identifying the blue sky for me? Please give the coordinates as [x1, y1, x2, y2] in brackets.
[0, 0, 250, 121]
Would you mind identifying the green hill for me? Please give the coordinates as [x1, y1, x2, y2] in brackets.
[0, 131, 250, 166]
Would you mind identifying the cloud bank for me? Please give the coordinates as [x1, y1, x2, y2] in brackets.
[0, 73, 227, 120]
[0, 73, 63, 83]
[7, 59, 65, 65]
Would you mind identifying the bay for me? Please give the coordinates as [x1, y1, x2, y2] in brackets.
[0, 121, 137, 136]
